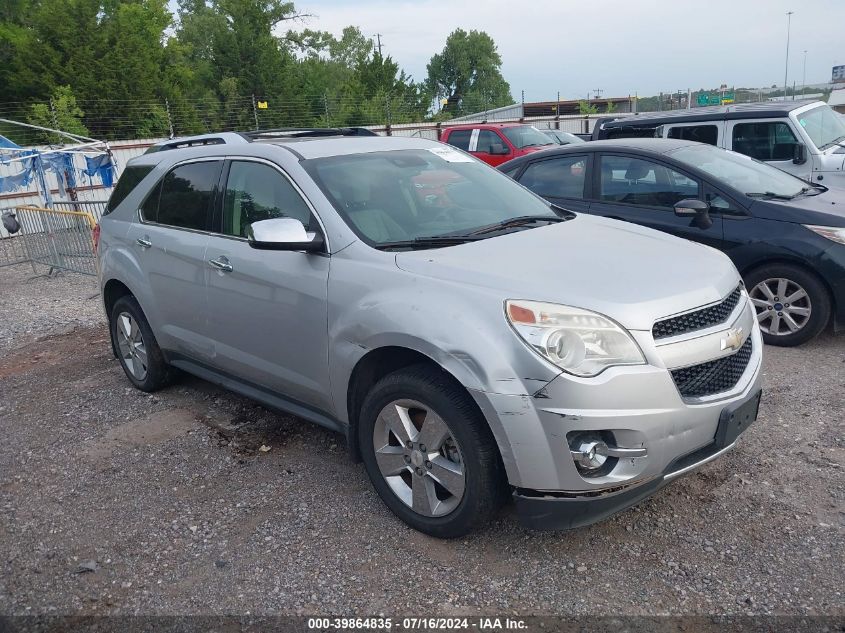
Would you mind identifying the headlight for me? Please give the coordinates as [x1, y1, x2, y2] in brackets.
[505, 300, 645, 377]
[805, 225, 845, 245]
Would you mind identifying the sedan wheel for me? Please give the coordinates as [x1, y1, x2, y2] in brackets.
[372, 399, 466, 518]
[749, 277, 812, 337]
[115, 311, 148, 381]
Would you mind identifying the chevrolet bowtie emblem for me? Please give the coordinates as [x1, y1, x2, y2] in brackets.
[720, 327, 744, 352]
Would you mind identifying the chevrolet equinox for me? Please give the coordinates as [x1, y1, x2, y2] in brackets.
[96, 129, 764, 537]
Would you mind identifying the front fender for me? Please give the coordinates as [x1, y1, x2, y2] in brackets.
[326, 244, 562, 425]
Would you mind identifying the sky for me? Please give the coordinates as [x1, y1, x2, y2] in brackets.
[291, 0, 845, 100]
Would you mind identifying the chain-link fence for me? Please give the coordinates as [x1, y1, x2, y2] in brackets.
[1, 85, 830, 146]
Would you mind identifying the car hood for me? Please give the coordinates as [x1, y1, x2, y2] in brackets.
[395, 215, 739, 331]
[750, 189, 845, 227]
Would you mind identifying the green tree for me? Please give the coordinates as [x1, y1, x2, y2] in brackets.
[578, 100, 599, 115]
[27, 85, 89, 142]
[425, 29, 512, 114]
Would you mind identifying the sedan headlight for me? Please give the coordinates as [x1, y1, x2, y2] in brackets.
[505, 300, 645, 377]
[804, 225, 845, 245]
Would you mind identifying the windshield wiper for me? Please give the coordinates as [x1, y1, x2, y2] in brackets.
[819, 135, 845, 150]
[377, 235, 485, 251]
[745, 191, 796, 201]
[464, 215, 567, 237]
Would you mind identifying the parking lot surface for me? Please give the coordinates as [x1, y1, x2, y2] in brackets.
[0, 265, 843, 616]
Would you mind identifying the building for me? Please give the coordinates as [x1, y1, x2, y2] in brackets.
[829, 88, 845, 114]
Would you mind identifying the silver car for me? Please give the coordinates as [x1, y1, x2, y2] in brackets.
[96, 129, 763, 537]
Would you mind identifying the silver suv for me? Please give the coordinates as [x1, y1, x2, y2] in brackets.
[97, 129, 763, 537]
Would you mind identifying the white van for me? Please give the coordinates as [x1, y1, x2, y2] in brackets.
[594, 100, 845, 190]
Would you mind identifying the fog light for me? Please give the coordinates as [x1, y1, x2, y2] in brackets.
[572, 439, 608, 471]
[568, 432, 648, 478]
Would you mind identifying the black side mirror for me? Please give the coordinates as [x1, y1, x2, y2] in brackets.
[489, 143, 510, 155]
[793, 142, 807, 165]
[674, 199, 712, 230]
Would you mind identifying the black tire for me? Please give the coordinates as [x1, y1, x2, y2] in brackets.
[358, 364, 506, 538]
[109, 295, 177, 392]
[744, 263, 831, 347]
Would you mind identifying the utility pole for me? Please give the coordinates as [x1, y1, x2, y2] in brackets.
[783, 11, 793, 99]
[374, 33, 383, 56]
[593, 88, 603, 99]
[802, 50, 807, 97]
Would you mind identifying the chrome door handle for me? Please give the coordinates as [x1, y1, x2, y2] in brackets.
[208, 256, 233, 273]
[136, 237, 152, 249]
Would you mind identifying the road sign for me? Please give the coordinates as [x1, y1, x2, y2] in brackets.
[697, 92, 734, 106]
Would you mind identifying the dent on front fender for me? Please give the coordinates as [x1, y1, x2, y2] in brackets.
[325, 245, 562, 422]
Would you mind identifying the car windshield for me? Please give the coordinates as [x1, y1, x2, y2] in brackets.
[668, 144, 811, 199]
[796, 104, 845, 150]
[502, 126, 555, 149]
[304, 148, 561, 248]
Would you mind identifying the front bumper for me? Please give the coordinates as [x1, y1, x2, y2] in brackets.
[470, 293, 764, 529]
[514, 388, 761, 530]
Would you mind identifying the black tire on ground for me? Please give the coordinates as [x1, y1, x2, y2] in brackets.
[744, 263, 831, 347]
[358, 364, 506, 538]
[109, 295, 177, 392]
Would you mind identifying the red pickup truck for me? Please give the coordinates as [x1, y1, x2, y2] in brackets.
[440, 123, 555, 166]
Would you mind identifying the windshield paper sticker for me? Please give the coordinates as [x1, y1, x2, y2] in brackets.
[428, 147, 475, 163]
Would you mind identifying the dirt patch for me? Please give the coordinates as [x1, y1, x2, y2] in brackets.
[81, 409, 200, 462]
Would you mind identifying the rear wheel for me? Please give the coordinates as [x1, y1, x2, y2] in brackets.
[110, 295, 176, 391]
[358, 365, 505, 538]
[745, 264, 830, 347]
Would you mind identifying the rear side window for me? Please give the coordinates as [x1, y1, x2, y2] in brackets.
[605, 126, 659, 140]
[445, 130, 471, 151]
[668, 125, 718, 145]
[148, 161, 222, 230]
[519, 155, 588, 199]
[105, 165, 153, 214]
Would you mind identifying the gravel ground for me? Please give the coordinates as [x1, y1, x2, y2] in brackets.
[0, 264, 104, 353]
[0, 264, 843, 619]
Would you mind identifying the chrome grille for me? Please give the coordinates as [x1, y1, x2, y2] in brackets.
[670, 336, 753, 398]
[653, 285, 743, 340]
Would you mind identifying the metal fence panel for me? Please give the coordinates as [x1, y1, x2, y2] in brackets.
[53, 200, 108, 223]
[14, 206, 97, 276]
[0, 234, 31, 269]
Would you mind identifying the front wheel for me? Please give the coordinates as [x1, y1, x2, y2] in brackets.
[358, 365, 505, 538]
[745, 264, 831, 347]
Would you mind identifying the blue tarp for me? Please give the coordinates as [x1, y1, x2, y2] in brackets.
[0, 141, 114, 204]
[83, 154, 115, 188]
[0, 134, 21, 149]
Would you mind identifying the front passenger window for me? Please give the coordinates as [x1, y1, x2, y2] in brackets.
[222, 162, 314, 238]
[598, 155, 699, 208]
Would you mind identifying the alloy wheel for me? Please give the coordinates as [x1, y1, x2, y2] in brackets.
[115, 312, 148, 380]
[372, 399, 465, 517]
[749, 278, 812, 336]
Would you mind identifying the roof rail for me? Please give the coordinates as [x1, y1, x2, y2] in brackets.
[243, 127, 379, 140]
[145, 132, 249, 154]
[144, 127, 379, 155]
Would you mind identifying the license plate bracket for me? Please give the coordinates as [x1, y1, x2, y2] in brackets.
[715, 389, 761, 448]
